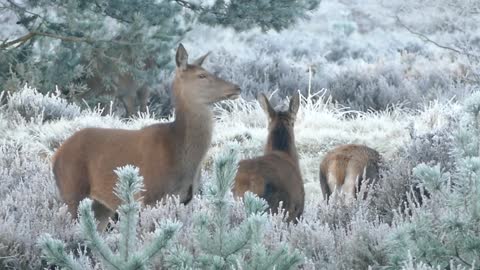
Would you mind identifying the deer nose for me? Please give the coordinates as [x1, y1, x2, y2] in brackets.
[234, 85, 241, 93]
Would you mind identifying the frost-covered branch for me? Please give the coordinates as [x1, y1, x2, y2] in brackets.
[165, 148, 303, 269]
[38, 165, 179, 270]
[395, 15, 478, 58]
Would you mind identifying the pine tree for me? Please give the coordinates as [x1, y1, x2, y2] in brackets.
[38, 165, 180, 270]
[165, 148, 304, 269]
[0, 0, 321, 111]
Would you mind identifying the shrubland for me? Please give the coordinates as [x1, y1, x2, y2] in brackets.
[1, 0, 480, 269]
[1, 83, 478, 269]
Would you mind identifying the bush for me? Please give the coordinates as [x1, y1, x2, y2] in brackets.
[385, 92, 480, 268]
[2, 85, 82, 122]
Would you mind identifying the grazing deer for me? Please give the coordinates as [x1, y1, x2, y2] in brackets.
[319, 144, 380, 201]
[82, 55, 156, 117]
[53, 44, 241, 230]
[233, 94, 304, 223]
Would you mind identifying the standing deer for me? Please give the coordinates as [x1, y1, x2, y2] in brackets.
[319, 144, 380, 201]
[53, 44, 241, 230]
[233, 93, 304, 223]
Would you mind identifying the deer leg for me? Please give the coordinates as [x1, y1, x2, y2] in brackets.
[343, 167, 358, 201]
[120, 95, 137, 117]
[137, 86, 149, 113]
[92, 200, 114, 232]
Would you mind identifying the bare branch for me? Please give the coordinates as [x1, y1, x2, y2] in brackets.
[0, 30, 155, 50]
[173, 0, 203, 11]
[5, 0, 46, 22]
[1, 32, 37, 49]
[395, 15, 479, 59]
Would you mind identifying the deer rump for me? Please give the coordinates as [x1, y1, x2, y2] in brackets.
[234, 152, 304, 220]
[319, 144, 380, 200]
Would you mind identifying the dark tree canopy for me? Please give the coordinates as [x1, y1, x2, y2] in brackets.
[0, 0, 321, 114]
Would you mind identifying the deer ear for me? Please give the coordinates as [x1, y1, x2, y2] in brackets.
[258, 93, 275, 119]
[176, 43, 188, 70]
[289, 93, 300, 117]
[193, 52, 210, 66]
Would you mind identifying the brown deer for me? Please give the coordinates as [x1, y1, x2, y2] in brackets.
[52, 44, 241, 230]
[233, 93, 304, 223]
[319, 144, 380, 201]
[82, 54, 156, 117]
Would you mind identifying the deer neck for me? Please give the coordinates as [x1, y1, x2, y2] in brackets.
[265, 124, 299, 168]
[172, 86, 213, 167]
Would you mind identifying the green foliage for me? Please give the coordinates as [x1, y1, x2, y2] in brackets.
[36, 235, 84, 270]
[165, 148, 303, 270]
[38, 165, 180, 270]
[197, 0, 320, 32]
[1, 0, 320, 113]
[386, 92, 480, 269]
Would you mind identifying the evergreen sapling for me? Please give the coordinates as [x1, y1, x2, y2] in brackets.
[38, 165, 180, 270]
[165, 148, 303, 269]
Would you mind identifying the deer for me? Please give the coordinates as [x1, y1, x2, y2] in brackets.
[319, 144, 381, 202]
[84, 72, 150, 118]
[52, 44, 241, 230]
[81, 54, 156, 117]
[233, 93, 304, 223]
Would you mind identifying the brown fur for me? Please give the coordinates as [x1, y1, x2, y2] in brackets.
[85, 73, 150, 118]
[319, 144, 380, 201]
[233, 94, 304, 223]
[53, 44, 241, 230]
[81, 50, 157, 117]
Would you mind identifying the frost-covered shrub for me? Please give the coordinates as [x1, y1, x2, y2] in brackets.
[1, 80, 477, 269]
[0, 141, 80, 269]
[385, 93, 480, 268]
[323, 60, 472, 112]
[372, 124, 458, 223]
[405, 123, 457, 174]
[325, 67, 408, 111]
[2, 85, 82, 122]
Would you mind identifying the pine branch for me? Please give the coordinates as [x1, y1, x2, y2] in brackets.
[0, 31, 94, 50]
[78, 199, 122, 269]
[39, 166, 179, 269]
[38, 234, 84, 270]
[0, 30, 151, 50]
[173, 0, 203, 11]
[5, 0, 46, 22]
[92, 1, 133, 24]
[114, 166, 144, 262]
[138, 221, 181, 264]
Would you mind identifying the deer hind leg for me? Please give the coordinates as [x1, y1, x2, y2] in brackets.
[91, 200, 115, 232]
[120, 95, 137, 117]
[56, 164, 90, 220]
[60, 185, 85, 219]
[319, 169, 331, 201]
[137, 86, 149, 113]
[343, 164, 361, 201]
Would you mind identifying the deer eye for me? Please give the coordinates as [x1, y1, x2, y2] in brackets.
[198, 74, 207, 79]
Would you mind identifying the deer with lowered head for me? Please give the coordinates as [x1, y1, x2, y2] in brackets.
[79, 48, 157, 117]
[233, 93, 304, 223]
[52, 44, 241, 230]
[319, 144, 380, 201]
